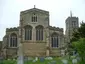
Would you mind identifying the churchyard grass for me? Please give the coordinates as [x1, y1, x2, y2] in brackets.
[2, 56, 79, 64]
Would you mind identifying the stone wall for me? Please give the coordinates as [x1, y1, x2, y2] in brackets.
[23, 43, 46, 56]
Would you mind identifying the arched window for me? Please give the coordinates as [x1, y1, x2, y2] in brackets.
[51, 33, 58, 48]
[32, 13, 37, 22]
[24, 25, 32, 40]
[36, 25, 43, 40]
[10, 33, 17, 47]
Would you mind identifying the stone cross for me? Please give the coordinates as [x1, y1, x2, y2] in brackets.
[17, 43, 24, 64]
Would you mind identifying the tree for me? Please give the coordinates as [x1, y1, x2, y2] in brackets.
[70, 22, 85, 63]
[71, 31, 80, 42]
[72, 38, 85, 64]
[78, 22, 85, 38]
[69, 22, 85, 57]
[71, 22, 85, 42]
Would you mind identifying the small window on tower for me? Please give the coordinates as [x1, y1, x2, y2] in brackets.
[32, 13, 37, 22]
[72, 21, 76, 27]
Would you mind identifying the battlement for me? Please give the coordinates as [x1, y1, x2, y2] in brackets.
[6, 27, 19, 32]
[66, 16, 78, 22]
[68, 16, 78, 19]
[49, 26, 63, 32]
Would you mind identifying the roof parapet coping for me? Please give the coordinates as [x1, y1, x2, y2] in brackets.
[49, 26, 63, 32]
[6, 27, 19, 32]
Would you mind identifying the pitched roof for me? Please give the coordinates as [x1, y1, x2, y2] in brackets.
[21, 8, 49, 15]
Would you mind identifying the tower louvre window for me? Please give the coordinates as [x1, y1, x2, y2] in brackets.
[72, 21, 76, 28]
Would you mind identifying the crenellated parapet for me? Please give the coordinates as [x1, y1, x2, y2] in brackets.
[49, 26, 63, 32]
[6, 27, 19, 32]
[65, 17, 78, 22]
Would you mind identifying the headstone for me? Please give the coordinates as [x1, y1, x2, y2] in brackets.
[73, 51, 76, 56]
[45, 57, 53, 60]
[24, 56, 28, 62]
[62, 59, 68, 64]
[32, 57, 38, 62]
[7, 59, 11, 60]
[33, 60, 36, 62]
[72, 59, 77, 64]
[0, 56, 3, 64]
[28, 57, 33, 61]
[13, 58, 16, 61]
[35, 57, 38, 61]
[40, 57, 44, 62]
[61, 50, 65, 56]
[17, 56, 24, 64]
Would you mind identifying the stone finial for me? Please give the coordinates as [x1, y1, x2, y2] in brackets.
[70, 11, 72, 17]
[34, 5, 36, 8]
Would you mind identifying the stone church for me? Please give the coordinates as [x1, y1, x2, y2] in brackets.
[2, 7, 79, 58]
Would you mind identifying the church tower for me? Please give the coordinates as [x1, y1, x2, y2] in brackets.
[65, 11, 79, 43]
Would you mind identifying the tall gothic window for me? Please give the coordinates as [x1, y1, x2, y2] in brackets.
[51, 33, 58, 48]
[36, 25, 43, 40]
[32, 13, 37, 22]
[24, 25, 32, 40]
[10, 33, 17, 47]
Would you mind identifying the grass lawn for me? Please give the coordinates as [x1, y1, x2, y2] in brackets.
[2, 56, 79, 64]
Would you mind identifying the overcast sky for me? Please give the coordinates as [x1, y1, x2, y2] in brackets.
[0, 0, 85, 40]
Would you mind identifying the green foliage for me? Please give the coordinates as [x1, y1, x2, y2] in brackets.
[72, 38, 85, 63]
[71, 31, 80, 42]
[71, 22, 85, 64]
[78, 22, 85, 38]
[3, 60, 16, 64]
[71, 22, 85, 42]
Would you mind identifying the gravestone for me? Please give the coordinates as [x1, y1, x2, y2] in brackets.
[24, 56, 28, 62]
[32, 57, 38, 62]
[45, 57, 53, 60]
[72, 59, 77, 64]
[0, 56, 3, 64]
[7, 59, 11, 60]
[61, 50, 65, 56]
[73, 51, 77, 56]
[28, 57, 33, 61]
[17, 56, 24, 64]
[35, 57, 38, 61]
[40, 57, 44, 62]
[13, 58, 16, 61]
[61, 59, 68, 64]
[33, 60, 36, 62]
